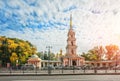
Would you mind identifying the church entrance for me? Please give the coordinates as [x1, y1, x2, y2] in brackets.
[72, 60, 76, 66]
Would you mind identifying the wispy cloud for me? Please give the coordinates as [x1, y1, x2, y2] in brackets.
[1, 0, 120, 54]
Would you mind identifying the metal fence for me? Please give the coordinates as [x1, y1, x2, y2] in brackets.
[0, 67, 120, 75]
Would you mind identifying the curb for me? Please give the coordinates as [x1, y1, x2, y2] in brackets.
[0, 73, 120, 76]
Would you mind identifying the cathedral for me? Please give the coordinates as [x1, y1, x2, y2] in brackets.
[62, 14, 84, 67]
[27, 14, 85, 69]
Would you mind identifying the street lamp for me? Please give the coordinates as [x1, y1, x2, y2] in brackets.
[46, 46, 52, 75]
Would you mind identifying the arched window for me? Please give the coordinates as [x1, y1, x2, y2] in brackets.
[71, 41, 74, 45]
[71, 49, 74, 54]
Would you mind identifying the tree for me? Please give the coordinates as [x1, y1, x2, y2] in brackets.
[105, 44, 119, 60]
[87, 49, 98, 61]
[97, 46, 106, 60]
[49, 53, 56, 60]
[44, 51, 48, 60]
[0, 36, 37, 67]
[1, 38, 10, 66]
[10, 52, 18, 65]
[37, 51, 44, 60]
[81, 52, 90, 61]
[81, 46, 106, 61]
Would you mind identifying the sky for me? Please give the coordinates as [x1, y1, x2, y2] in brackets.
[1, 0, 120, 54]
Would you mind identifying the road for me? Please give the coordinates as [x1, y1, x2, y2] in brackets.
[0, 75, 120, 81]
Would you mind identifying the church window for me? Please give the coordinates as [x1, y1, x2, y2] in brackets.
[71, 41, 74, 45]
[71, 49, 74, 54]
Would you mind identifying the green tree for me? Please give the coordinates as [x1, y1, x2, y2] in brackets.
[37, 51, 44, 60]
[81, 52, 90, 61]
[49, 53, 56, 60]
[44, 51, 48, 60]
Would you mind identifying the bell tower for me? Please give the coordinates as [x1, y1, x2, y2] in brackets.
[66, 14, 77, 56]
[63, 14, 84, 67]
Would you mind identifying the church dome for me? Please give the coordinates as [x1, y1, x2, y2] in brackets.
[31, 54, 39, 58]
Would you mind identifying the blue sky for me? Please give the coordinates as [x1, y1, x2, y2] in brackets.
[1, 0, 120, 54]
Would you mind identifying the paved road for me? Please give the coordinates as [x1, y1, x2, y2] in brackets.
[0, 75, 120, 81]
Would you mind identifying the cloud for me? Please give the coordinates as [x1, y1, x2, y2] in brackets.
[1, 0, 120, 54]
[0, 0, 5, 9]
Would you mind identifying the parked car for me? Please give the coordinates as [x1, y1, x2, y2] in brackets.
[42, 66, 55, 70]
[112, 65, 120, 70]
[62, 66, 81, 70]
[55, 65, 63, 70]
[96, 67, 108, 70]
[79, 65, 94, 70]
[21, 64, 35, 70]
[11, 65, 22, 70]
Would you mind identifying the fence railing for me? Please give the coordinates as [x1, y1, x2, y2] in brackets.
[0, 68, 120, 75]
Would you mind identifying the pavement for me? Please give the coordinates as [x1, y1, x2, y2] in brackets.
[1, 68, 120, 81]
[1, 75, 120, 81]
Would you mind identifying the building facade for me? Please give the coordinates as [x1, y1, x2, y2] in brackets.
[27, 54, 41, 69]
[27, 54, 61, 69]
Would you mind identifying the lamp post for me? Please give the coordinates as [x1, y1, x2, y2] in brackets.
[46, 46, 52, 75]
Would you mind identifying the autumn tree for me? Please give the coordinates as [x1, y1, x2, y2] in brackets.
[10, 52, 18, 65]
[81, 46, 106, 61]
[92, 46, 106, 61]
[0, 36, 37, 67]
[105, 44, 119, 60]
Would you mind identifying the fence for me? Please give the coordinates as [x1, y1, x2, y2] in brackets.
[0, 67, 120, 75]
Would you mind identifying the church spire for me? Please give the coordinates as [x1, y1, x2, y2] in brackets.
[70, 14, 72, 29]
